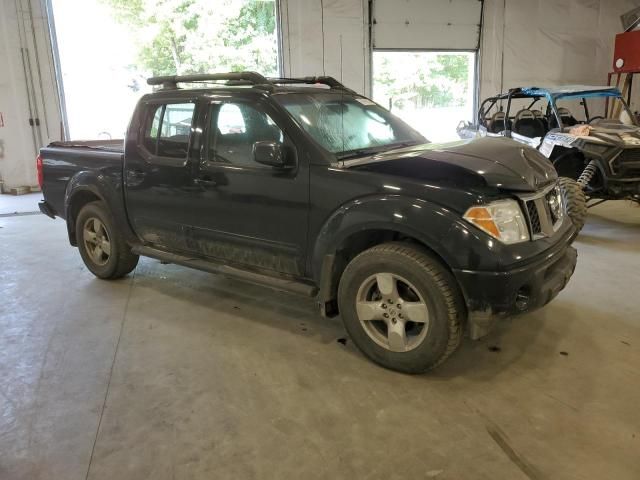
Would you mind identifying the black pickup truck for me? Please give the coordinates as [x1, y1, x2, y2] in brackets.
[38, 72, 577, 373]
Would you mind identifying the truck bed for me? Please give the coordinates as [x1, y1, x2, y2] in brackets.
[40, 140, 126, 219]
[47, 139, 124, 153]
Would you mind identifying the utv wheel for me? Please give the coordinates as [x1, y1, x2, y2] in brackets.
[76, 201, 139, 279]
[338, 242, 464, 374]
[558, 177, 587, 234]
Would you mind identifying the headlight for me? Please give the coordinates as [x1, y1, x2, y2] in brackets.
[463, 199, 529, 244]
[547, 186, 564, 224]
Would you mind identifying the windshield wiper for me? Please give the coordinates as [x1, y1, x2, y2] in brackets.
[336, 141, 420, 161]
[336, 148, 379, 160]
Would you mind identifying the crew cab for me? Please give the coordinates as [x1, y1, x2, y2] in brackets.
[38, 72, 577, 373]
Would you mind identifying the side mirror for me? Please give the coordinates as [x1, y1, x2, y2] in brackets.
[253, 141, 292, 169]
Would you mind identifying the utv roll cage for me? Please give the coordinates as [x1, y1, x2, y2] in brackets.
[478, 85, 636, 137]
[147, 71, 357, 94]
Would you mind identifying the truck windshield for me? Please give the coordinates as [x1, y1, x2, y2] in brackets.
[275, 92, 426, 158]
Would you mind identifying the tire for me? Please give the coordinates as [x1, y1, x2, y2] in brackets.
[76, 201, 139, 279]
[337, 242, 464, 374]
[558, 177, 587, 234]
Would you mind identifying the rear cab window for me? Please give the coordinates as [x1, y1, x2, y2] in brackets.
[142, 102, 195, 159]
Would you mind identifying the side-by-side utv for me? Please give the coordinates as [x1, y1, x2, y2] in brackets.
[459, 86, 640, 231]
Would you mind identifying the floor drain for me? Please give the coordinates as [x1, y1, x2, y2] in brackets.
[488, 345, 501, 352]
[559, 351, 568, 356]
[337, 338, 347, 346]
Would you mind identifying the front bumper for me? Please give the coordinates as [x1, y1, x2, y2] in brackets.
[453, 240, 577, 339]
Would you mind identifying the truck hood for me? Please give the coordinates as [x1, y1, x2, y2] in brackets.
[342, 136, 557, 192]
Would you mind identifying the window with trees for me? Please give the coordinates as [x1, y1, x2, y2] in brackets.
[50, 0, 279, 140]
[372, 51, 476, 143]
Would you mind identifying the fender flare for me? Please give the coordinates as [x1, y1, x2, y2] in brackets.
[64, 171, 138, 246]
[310, 194, 491, 301]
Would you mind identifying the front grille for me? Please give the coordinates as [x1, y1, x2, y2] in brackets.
[526, 201, 542, 235]
[520, 184, 563, 239]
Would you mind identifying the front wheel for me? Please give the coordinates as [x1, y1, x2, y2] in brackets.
[338, 242, 464, 374]
[76, 201, 139, 279]
[558, 177, 587, 234]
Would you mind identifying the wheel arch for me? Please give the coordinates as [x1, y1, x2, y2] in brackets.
[312, 196, 470, 317]
[64, 172, 137, 247]
[65, 187, 105, 246]
[317, 227, 458, 316]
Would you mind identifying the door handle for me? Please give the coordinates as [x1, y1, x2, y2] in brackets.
[126, 169, 147, 186]
[194, 176, 217, 187]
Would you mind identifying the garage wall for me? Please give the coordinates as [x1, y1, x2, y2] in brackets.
[480, 0, 639, 104]
[279, 0, 370, 95]
[0, 0, 62, 190]
[279, 0, 637, 108]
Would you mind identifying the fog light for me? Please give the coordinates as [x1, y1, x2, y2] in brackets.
[515, 290, 530, 311]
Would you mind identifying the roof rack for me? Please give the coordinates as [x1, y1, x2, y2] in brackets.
[267, 76, 354, 92]
[147, 72, 269, 89]
[147, 71, 353, 92]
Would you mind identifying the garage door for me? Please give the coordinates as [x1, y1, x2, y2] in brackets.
[372, 0, 483, 50]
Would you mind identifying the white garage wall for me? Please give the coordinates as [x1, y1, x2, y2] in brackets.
[480, 0, 639, 104]
[279, 0, 370, 95]
[0, 0, 62, 190]
[280, 0, 638, 107]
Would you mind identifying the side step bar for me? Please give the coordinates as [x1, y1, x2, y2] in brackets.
[131, 245, 318, 297]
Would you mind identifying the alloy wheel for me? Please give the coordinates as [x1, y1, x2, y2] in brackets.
[83, 217, 111, 266]
[355, 272, 430, 352]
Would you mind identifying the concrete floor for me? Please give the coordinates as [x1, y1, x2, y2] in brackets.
[1, 201, 639, 480]
[0, 193, 42, 215]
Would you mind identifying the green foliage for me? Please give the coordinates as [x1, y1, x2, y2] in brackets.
[373, 52, 471, 108]
[225, 1, 276, 47]
[100, 0, 278, 77]
[433, 54, 469, 84]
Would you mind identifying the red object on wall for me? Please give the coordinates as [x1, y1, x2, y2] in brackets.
[613, 30, 640, 73]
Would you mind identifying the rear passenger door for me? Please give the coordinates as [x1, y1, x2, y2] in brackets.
[125, 100, 198, 252]
[187, 98, 309, 277]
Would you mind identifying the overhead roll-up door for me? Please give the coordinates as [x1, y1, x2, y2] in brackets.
[372, 0, 483, 50]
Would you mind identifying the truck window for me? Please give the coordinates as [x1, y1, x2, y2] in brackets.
[217, 103, 246, 134]
[143, 103, 195, 158]
[209, 103, 283, 168]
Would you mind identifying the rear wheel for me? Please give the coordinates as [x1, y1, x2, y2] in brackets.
[338, 242, 464, 374]
[558, 177, 587, 234]
[76, 201, 139, 279]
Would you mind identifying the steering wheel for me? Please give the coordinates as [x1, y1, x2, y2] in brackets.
[588, 116, 605, 124]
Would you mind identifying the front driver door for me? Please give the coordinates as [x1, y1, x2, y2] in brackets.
[187, 98, 309, 277]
